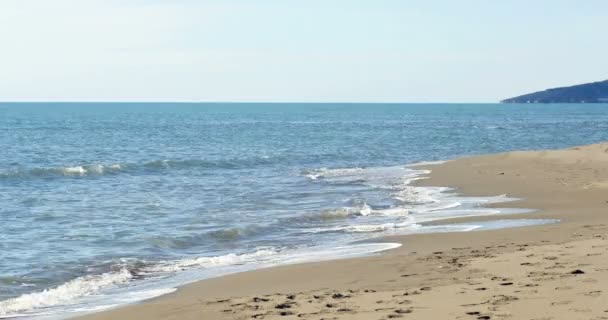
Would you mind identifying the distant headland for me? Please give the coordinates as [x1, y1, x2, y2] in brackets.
[502, 80, 608, 103]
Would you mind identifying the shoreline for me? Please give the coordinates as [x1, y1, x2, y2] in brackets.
[78, 142, 608, 319]
[1, 163, 539, 319]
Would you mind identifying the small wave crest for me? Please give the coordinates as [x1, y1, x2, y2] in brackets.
[306, 220, 416, 234]
[206, 225, 264, 242]
[142, 156, 277, 171]
[301, 167, 364, 180]
[148, 226, 265, 250]
[317, 200, 372, 219]
[318, 203, 372, 219]
[0, 164, 125, 179]
[1, 155, 280, 180]
[141, 248, 278, 274]
[285, 201, 374, 226]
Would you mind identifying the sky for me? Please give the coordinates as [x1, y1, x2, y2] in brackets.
[0, 0, 607, 102]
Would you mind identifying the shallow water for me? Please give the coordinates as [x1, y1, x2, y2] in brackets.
[1, 103, 607, 318]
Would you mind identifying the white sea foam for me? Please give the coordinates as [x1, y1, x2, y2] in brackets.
[406, 160, 448, 167]
[340, 222, 411, 233]
[304, 221, 482, 235]
[0, 241, 405, 319]
[1, 249, 282, 318]
[79, 164, 121, 175]
[316, 202, 372, 219]
[303, 167, 364, 180]
[275, 243, 402, 265]
[0, 164, 126, 179]
[58, 164, 123, 176]
[61, 166, 87, 175]
[142, 248, 279, 274]
[0, 269, 132, 317]
[300, 163, 535, 238]
[150, 243, 402, 275]
[306, 217, 555, 235]
[0, 250, 281, 318]
[306, 220, 414, 234]
[392, 185, 446, 204]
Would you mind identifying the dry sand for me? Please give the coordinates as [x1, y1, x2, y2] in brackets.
[78, 142, 608, 320]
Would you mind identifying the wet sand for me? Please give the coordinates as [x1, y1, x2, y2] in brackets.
[78, 142, 608, 320]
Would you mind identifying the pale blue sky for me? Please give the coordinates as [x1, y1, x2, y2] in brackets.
[1, 0, 606, 102]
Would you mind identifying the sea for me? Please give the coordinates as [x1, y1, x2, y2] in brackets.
[1, 103, 608, 319]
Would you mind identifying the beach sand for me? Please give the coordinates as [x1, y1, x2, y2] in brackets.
[78, 143, 608, 320]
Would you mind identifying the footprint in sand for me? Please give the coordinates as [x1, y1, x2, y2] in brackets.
[331, 293, 350, 299]
[555, 286, 573, 290]
[394, 308, 412, 314]
[252, 297, 270, 303]
[582, 290, 602, 297]
[275, 302, 297, 310]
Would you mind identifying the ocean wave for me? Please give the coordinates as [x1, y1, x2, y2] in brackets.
[0, 269, 132, 317]
[301, 167, 364, 180]
[147, 235, 201, 250]
[302, 166, 429, 192]
[206, 225, 264, 242]
[317, 203, 372, 219]
[148, 226, 266, 249]
[0, 164, 125, 179]
[141, 156, 279, 171]
[0, 242, 402, 316]
[294, 198, 467, 225]
[0, 249, 279, 317]
[284, 202, 375, 226]
[0, 155, 280, 180]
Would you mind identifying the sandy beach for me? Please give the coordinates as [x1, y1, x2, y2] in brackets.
[77, 142, 608, 320]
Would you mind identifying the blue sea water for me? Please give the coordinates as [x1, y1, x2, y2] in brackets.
[1, 103, 607, 318]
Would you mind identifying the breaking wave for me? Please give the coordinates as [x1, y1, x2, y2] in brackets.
[0, 164, 125, 179]
[0, 268, 133, 316]
[0, 243, 402, 318]
[0, 249, 278, 317]
[0, 155, 281, 180]
[301, 167, 365, 180]
[141, 248, 279, 274]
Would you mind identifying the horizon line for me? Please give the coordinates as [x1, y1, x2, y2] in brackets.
[0, 101, 501, 104]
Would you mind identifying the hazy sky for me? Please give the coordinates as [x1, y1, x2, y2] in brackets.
[1, 0, 606, 102]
